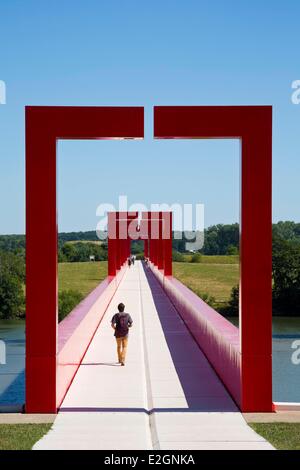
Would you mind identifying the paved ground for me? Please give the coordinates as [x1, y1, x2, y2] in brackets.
[243, 412, 300, 423]
[0, 414, 56, 424]
[33, 261, 274, 450]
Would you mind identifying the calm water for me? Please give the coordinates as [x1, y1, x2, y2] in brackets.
[0, 320, 25, 407]
[0, 317, 299, 407]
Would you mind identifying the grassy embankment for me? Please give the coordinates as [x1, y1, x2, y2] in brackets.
[249, 423, 300, 450]
[58, 261, 108, 297]
[58, 256, 239, 311]
[0, 424, 52, 450]
[58, 256, 239, 312]
[173, 255, 239, 311]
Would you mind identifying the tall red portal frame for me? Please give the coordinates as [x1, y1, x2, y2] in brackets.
[154, 106, 273, 412]
[26, 106, 144, 413]
[26, 105, 272, 414]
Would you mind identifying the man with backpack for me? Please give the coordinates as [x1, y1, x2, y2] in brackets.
[111, 303, 133, 366]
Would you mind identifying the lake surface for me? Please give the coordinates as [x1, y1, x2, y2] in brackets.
[230, 316, 300, 403]
[0, 320, 25, 407]
[0, 317, 299, 407]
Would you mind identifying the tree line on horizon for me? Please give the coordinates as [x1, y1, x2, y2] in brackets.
[2, 220, 300, 255]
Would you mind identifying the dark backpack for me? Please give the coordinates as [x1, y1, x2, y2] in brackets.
[117, 313, 129, 335]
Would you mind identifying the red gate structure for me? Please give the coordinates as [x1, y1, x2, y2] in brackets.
[107, 211, 139, 276]
[26, 106, 144, 413]
[26, 105, 272, 413]
[107, 211, 173, 277]
[154, 106, 273, 412]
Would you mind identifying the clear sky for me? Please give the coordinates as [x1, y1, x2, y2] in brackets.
[0, 0, 299, 234]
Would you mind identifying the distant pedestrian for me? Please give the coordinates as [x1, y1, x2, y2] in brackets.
[128, 257, 131, 267]
[111, 303, 133, 366]
[131, 255, 135, 265]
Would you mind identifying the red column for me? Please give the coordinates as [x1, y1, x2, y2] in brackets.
[144, 239, 149, 258]
[150, 213, 155, 265]
[115, 216, 121, 271]
[162, 212, 172, 276]
[157, 212, 164, 270]
[26, 116, 57, 413]
[118, 212, 127, 266]
[108, 212, 117, 277]
[140, 212, 149, 259]
[151, 212, 159, 266]
[144, 212, 153, 263]
[149, 239, 152, 263]
[240, 129, 272, 412]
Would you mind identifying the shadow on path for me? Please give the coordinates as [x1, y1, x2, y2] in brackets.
[141, 262, 237, 412]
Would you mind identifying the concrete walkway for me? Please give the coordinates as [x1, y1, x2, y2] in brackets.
[34, 261, 273, 450]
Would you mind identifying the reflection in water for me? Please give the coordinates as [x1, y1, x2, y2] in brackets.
[0, 317, 299, 406]
[0, 320, 25, 406]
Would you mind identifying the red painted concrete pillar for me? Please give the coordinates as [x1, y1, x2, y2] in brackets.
[115, 217, 121, 271]
[151, 212, 159, 266]
[240, 128, 272, 412]
[144, 239, 149, 258]
[157, 212, 164, 270]
[147, 219, 151, 262]
[108, 212, 117, 277]
[162, 212, 172, 276]
[140, 212, 149, 259]
[150, 213, 155, 265]
[118, 212, 127, 267]
[26, 112, 57, 413]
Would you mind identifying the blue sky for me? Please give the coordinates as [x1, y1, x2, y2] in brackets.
[0, 0, 299, 234]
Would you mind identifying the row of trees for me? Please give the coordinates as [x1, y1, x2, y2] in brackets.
[1, 221, 300, 257]
[0, 251, 25, 319]
[223, 231, 300, 316]
[59, 242, 108, 262]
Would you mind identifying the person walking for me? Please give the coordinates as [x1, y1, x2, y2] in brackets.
[127, 257, 131, 267]
[111, 303, 133, 366]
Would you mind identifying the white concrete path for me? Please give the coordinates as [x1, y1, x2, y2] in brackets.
[34, 261, 273, 450]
